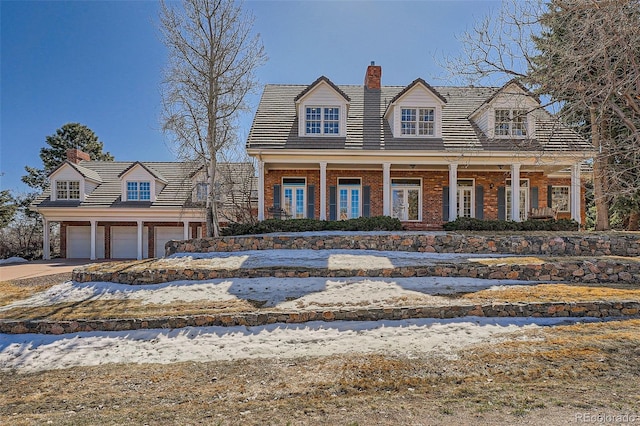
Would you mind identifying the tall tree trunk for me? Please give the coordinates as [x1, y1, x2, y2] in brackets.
[628, 210, 639, 231]
[591, 107, 610, 231]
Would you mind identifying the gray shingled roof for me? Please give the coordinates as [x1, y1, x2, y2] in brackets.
[247, 83, 591, 152]
[33, 161, 256, 210]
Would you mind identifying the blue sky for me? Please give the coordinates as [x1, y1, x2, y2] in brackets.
[1, 0, 501, 193]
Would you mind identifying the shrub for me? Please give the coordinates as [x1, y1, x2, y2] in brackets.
[221, 216, 403, 236]
[442, 217, 580, 232]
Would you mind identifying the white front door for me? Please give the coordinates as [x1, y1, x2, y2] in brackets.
[506, 180, 530, 221]
[392, 188, 420, 221]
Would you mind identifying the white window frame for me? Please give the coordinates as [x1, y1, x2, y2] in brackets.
[126, 180, 151, 201]
[282, 177, 306, 219]
[194, 182, 209, 202]
[337, 177, 362, 220]
[400, 107, 435, 137]
[495, 109, 528, 138]
[551, 186, 570, 213]
[457, 179, 475, 218]
[55, 180, 81, 200]
[391, 178, 422, 222]
[506, 179, 530, 221]
[305, 106, 340, 136]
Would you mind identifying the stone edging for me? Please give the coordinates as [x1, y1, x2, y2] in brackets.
[2, 301, 638, 335]
[73, 259, 640, 284]
[166, 233, 640, 257]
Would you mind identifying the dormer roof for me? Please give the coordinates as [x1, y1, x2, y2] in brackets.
[388, 78, 448, 106]
[50, 160, 102, 183]
[118, 161, 168, 184]
[468, 79, 540, 119]
[294, 75, 351, 103]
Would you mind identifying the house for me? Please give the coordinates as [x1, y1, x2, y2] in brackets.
[32, 149, 256, 260]
[246, 63, 593, 229]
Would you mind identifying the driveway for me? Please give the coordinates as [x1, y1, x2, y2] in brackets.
[0, 259, 111, 281]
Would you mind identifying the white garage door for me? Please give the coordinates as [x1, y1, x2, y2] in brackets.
[67, 226, 105, 259]
[111, 226, 146, 259]
[155, 227, 185, 258]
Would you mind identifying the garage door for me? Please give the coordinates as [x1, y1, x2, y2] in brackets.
[67, 226, 105, 259]
[155, 227, 185, 258]
[111, 226, 147, 259]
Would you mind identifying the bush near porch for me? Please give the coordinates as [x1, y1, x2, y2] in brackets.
[222, 216, 403, 236]
[443, 217, 580, 232]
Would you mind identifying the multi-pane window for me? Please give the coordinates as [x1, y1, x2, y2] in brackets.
[495, 109, 528, 137]
[401, 108, 435, 136]
[506, 179, 530, 221]
[127, 181, 151, 201]
[551, 186, 570, 212]
[195, 182, 209, 202]
[56, 181, 80, 200]
[283, 178, 306, 219]
[305, 106, 340, 135]
[457, 179, 474, 218]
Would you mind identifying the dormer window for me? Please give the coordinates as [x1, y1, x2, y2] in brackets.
[127, 181, 151, 201]
[401, 108, 435, 136]
[495, 109, 528, 137]
[195, 182, 209, 202]
[305, 106, 340, 135]
[56, 181, 80, 200]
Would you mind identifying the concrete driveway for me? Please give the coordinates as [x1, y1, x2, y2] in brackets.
[0, 259, 111, 281]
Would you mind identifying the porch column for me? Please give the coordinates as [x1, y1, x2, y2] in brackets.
[448, 163, 458, 221]
[382, 163, 391, 216]
[90, 220, 97, 260]
[511, 164, 521, 221]
[257, 160, 265, 221]
[43, 218, 51, 260]
[318, 162, 327, 220]
[571, 163, 581, 223]
[136, 220, 143, 260]
[183, 220, 190, 240]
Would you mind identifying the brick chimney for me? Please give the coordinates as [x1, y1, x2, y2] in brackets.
[364, 61, 382, 90]
[66, 148, 91, 164]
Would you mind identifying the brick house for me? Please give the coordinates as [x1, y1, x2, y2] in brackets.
[32, 149, 256, 259]
[246, 63, 593, 229]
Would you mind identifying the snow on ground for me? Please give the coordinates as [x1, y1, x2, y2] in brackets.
[0, 257, 28, 265]
[0, 276, 535, 313]
[166, 249, 507, 270]
[0, 317, 601, 373]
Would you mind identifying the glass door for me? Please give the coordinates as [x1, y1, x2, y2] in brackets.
[391, 179, 421, 221]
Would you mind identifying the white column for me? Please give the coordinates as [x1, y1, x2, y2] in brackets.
[136, 220, 143, 260]
[382, 163, 391, 216]
[448, 163, 458, 221]
[257, 161, 265, 221]
[43, 218, 51, 260]
[319, 162, 327, 220]
[90, 220, 97, 260]
[183, 220, 189, 240]
[571, 163, 581, 223]
[511, 164, 521, 221]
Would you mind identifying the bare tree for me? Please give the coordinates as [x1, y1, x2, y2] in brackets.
[160, 0, 266, 237]
[443, 0, 640, 231]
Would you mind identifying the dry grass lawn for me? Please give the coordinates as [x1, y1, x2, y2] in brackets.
[1, 319, 638, 425]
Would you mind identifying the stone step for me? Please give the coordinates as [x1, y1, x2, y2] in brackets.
[72, 249, 640, 285]
[2, 300, 639, 335]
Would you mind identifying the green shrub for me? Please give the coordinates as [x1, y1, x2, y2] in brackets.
[221, 216, 403, 236]
[443, 217, 580, 232]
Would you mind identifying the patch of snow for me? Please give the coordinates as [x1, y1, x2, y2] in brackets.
[0, 317, 601, 373]
[0, 257, 28, 265]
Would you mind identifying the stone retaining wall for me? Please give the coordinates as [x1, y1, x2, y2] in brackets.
[73, 258, 640, 285]
[2, 301, 638, 335]
[166, 232, 640, 257]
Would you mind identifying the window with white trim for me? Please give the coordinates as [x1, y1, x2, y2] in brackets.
[495, 109, 528, 137]
[195, 182, 208, 202]
[457, 179, 474, 218]
[283, 178, 306, 219]
[506, 179, 530, 221]
[305, 106, 339, 135]
[56, 180, 80, 200]
[401, 108, 435, 136]
[127, 181, 151, 201]
[338, 178, 361, 220]
[551, 186, 570, 212]
[391, 178, 421, 221]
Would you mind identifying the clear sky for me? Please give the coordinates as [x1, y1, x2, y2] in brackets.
[1, 0, 501, 193]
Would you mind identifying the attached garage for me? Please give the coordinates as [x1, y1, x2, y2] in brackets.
[111, 226, 147, 259]
[67, 226, 105, 259]
[155, 227, 185, 258]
